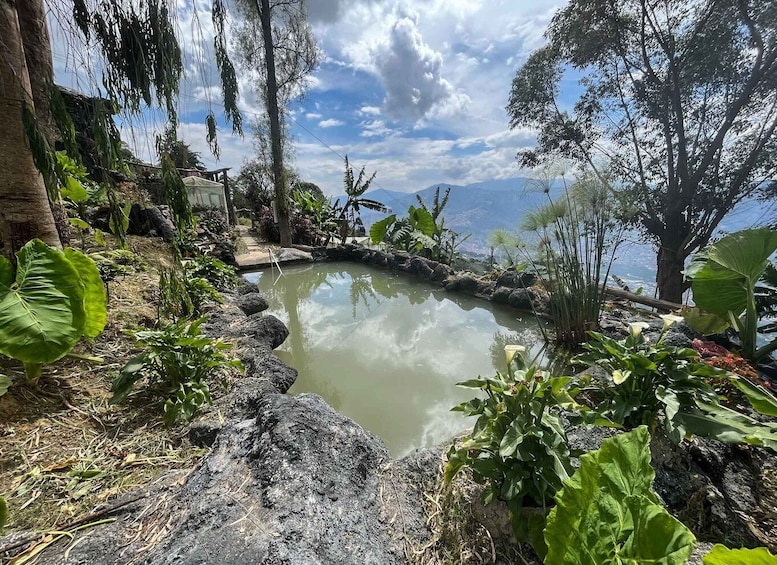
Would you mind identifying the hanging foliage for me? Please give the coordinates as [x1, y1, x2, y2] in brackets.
[161, 154, 194, 236]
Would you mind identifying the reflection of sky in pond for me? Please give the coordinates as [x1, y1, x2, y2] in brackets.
[243, 263, 548, 457]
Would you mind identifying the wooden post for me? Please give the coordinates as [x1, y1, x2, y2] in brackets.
[223, 170, 237, 226]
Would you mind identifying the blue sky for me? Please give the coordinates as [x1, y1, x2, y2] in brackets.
[50, 0, 568, 196]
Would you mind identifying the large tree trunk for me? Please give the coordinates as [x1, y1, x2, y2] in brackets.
[257, 0, 292, 247]
[656, 244, 685, 305]
[0, 0, 61, 260]
[17, 0, 70, 246]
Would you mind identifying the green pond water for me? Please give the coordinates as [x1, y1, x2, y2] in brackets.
[243, 262, 548, 457]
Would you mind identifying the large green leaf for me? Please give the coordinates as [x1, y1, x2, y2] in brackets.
[707, 229, 777, 282]
[544, 427, 696, 565]
[408, 206, 435, 236]
[0, 240, 85, 364]
[703, 544, 777, 564]
[369, 214, 396, 244]
[64, 248, 107, 338]
[685, 401, 777, 451]
[691, 230, 777, 319]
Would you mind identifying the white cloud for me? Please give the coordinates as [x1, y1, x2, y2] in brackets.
[358, 106, 382, 116]
[372, 15, 469, 121]
[318, 118, 345, 128]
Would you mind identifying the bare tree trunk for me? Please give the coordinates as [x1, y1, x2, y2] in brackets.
[257, 0, 292, 247]
[656, 244, 685, 305]
[0, 0, 61, 259]
[17, 0, 70, 246]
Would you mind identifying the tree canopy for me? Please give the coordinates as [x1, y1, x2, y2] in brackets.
[507, 0, 777, 302]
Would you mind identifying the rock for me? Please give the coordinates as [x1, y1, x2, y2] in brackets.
[443, 273, 480, 293]
[476, 281, 495, 296]
[16, 393, 429, 565]
[188, 419, 222, 447]
[491, 287, 512, 304]
[431, 264, 452, 283]
[238, 314, 289, 349]
[239, 345, 298, 393]
[235, 292, 269, 316]
[508, 288, 534, 310]
[408, 256, 434, 279]
[277, 248, 313, 262]
[236, 281, 260, 295]
[496, 270, 536, 289]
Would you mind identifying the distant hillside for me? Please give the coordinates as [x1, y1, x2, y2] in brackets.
[333, 177, 553, 255]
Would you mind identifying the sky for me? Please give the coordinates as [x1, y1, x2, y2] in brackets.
[50, 0, 568, 196]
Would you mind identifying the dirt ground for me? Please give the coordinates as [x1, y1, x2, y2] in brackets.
[0, 236, 207, 534]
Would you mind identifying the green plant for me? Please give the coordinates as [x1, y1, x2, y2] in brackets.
[685, 229, 777, 363]
[184, 254, 239, 292]
[415, 186, 471, 264]
[703, 544, 777, 564]
[0, 239, 106, 381]
[292, 189, 339, 245]
[370, 205, 436, 252]
[686, 374, 777, 451]
[332, 156, 388, 245]
[161, 153, 194, 236]
[106, 188, 131, 249]
[575, 318, 722, 442]
[445, 347, 578, 540]
[111, 318, 243, 426]
[520, 170, 626, 346]
[544, 426, 696, 564]
[158, 265, 222, 322]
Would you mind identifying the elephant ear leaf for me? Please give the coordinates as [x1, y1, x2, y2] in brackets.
[544, 426, 695, 565]
[690, 229, 777, 319]
[0, 239, 85, 364]
[370, 214, 396, 244]
[703, 544, 777, 564]
[64, 248, 107, 339]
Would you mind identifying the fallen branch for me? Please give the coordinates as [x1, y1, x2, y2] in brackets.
[0, 493, 147, 557]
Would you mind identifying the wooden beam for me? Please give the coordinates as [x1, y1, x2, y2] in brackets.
[604, 287, 683, 312]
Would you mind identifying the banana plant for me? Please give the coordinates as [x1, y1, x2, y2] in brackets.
[684, 229, 777, 362]
[331, 156, 388, 244]
[0, 239, 106, 381]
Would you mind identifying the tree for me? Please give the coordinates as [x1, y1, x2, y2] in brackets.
[234, 0, 317, 247]
[0, 0, 63, 256]
[0, 0, 242, 259]
[507, 0, 777, 303]
[233, 158, 274, 211]
[159, 137, 206, 171]
[333, 156, 388, 244]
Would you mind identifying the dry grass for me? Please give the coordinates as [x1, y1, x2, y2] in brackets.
[413, 463, 539, 565]
[0, 236, 209, 534]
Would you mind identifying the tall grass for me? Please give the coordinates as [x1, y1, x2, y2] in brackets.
[521, 170, 625, 346]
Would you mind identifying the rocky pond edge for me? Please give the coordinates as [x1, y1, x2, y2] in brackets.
[1, 248, 775, 563]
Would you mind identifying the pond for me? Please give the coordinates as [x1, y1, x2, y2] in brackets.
[243, 262, 548, 457]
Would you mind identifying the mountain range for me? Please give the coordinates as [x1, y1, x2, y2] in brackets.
[335, 177, 553, 256]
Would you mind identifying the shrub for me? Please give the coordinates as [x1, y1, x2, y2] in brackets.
[445, 346, 579, 544]
[574, 318, 722, 442]
[184, 254, 239, 292]
[157, 266, 222, 322]
[111, 318, 243, 426]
